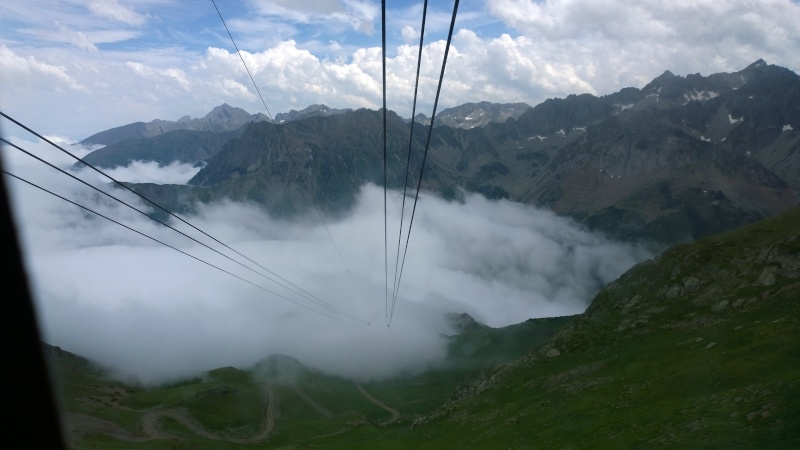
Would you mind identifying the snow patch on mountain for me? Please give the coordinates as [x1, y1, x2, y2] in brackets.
[684, 90, 719, 102]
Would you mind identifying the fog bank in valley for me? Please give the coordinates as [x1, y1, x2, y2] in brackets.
[3, 139, 651, 383]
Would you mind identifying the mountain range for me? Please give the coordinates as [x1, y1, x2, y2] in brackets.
[78, 59, 799, 245]
[80, 104, 270, 147]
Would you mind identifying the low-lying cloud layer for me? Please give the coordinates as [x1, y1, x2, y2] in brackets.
[3, 140, 651, 383]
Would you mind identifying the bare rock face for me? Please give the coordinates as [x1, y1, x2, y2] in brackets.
[415, 101, 531, 129]
[449, 368, 503, 401]
[273, 104, 352, 123]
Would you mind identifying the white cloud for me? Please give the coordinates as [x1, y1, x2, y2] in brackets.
[248, 0, 378, 34]
[212, 77, 255, 101]
[86, 0, 149, 26]
[0, 45, 84, 90]
[100, 161, 202, 185]
[125, 61, 191, 91]
[485, 0, 800, 86]
[196, 43, 383, 110]
[56, 24, 99, 52]
[225, 16, 299, 50]
[401, 25, 418, 43]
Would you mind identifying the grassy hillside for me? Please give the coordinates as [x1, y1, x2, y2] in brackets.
[381, 206, 800, 449]
[48, 315, 571, 449]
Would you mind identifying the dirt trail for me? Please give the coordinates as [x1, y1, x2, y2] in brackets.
[243, 384, 277, 443]
[68, 384, 276, 444]
[288, 384, 334, 418]
[354, 382, 400, 426]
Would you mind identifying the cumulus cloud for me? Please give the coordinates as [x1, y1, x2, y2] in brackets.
[195, 43, 383, 111]
[0, 45, 84, 90]
[125, 61, 191, 91]
[485, 0, 800, 89]
[2, 139, 650, 383]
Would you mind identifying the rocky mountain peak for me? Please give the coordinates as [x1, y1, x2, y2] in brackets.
[204, 103, 250, 121]
[447, 313, 486, 333]
[744, 58, 767, 71]
[642, 70, 680, 91]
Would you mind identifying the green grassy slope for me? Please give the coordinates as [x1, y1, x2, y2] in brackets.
[50, 314, 571, 449]
[370, 206, 800, 449]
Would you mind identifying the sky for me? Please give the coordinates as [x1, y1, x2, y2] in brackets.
[1, 0, 800, 140]
[3, 137, 651, 382]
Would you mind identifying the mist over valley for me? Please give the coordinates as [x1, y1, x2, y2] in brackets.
[5, 137, 651, 382]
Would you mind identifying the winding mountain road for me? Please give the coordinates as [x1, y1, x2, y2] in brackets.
[354, 382, 400, 426]
[66, 384, 276, 444]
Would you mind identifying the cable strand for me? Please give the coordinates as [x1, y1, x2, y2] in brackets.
[391, 0, 428, 314]
[389, 0, 460, 325]
[381, 0, 389, 327]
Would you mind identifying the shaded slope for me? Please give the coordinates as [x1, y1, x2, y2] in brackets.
[527, 111, 795, 242]
[184, 108, 440, 215]
[78, 128, 242, 169]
